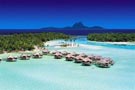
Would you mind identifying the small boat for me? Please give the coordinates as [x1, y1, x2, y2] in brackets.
[65, 54, 75, 61]
[95, 59, 111, 68]
[54, 53, 63, 59]
[74, 56, 83, 63]
[33, 53, 42, 59]
[7, 55, 17, 62]
[20, 54, 30, 60]
[82, 58, 93, 66]
[42, 49, 50, 55]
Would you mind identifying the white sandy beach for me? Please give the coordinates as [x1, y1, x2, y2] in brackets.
[45, 40, 103, 50]
[88, 41, 135, 45]
[105, 42, 135, 45]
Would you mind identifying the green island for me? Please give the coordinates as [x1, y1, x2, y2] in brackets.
[87, 33, 135, 42]
[0, 32, 70, 53]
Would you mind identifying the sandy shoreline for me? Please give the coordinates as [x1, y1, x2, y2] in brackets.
[89, 41, 135, 45]
[45, 39, 135, 46]
[105, 42, 135, 45]
[1, 39, 134, 58]
[45, 40, 103, 50]
[44, 40, 79, 48]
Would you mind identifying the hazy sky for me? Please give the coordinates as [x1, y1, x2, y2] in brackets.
[0, 0, 135, 29]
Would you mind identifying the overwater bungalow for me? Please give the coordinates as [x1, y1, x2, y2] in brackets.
[20, 54, 30, 60]
[50, 50, 59, 56]
[95, 59, 111, 68]
[74, 56, 83, 63]
[102, 57, 114, 65]
[93, 55, 102, 61]
[27, 55, 31, 58]
[33, 53, 42, 59]
[0, 58, 2, 62]
[82, 57, 93, 66]
[79, 53, 87, 58]
[7, 55, 17, 62]
[65, 54, 75, 61]
[71, 52, 79, 56]
[50, 51, 55, 55]
[87, 54, 95, 59]
[14, 56, 18, 59]
[42, 49, 50, 55]
[54, 52, 63, 59]
[61, 51, 69, 56]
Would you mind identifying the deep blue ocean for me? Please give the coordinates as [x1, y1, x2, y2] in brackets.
[0, 29, 135, 35]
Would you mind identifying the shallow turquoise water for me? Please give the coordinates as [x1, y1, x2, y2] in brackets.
[0, 37, 135, 90]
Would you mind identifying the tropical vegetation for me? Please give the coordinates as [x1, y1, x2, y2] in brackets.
[0, 32, 70, 53]
[87, 33, 135, 42]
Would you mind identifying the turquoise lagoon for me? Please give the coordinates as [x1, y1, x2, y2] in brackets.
[0, 37, 135, 90]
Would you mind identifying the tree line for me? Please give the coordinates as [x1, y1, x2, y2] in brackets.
[0, 32, 70, 53]
[87, 33, 135, 42]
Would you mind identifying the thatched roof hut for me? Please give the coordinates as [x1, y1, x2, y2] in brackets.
[7, 55, 17, 62]
[33, 53, 42, 59]
[65, 54, 75, 61]
[74, 56, 83, 63]
[54, 52, 63, 59]
[42, 49, 50, 55]
[20, 54, 30, 60]
[96, 59, 111, 68]
[79, 53, 87, 58]
[82, 57, 93, 66]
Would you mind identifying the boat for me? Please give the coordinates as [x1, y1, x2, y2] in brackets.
[7, 55, 17, 62]
[82, 57, 93, 66]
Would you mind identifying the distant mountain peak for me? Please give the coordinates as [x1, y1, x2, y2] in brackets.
[72, 22, 88, 28]
[41, 22, 104, 30]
